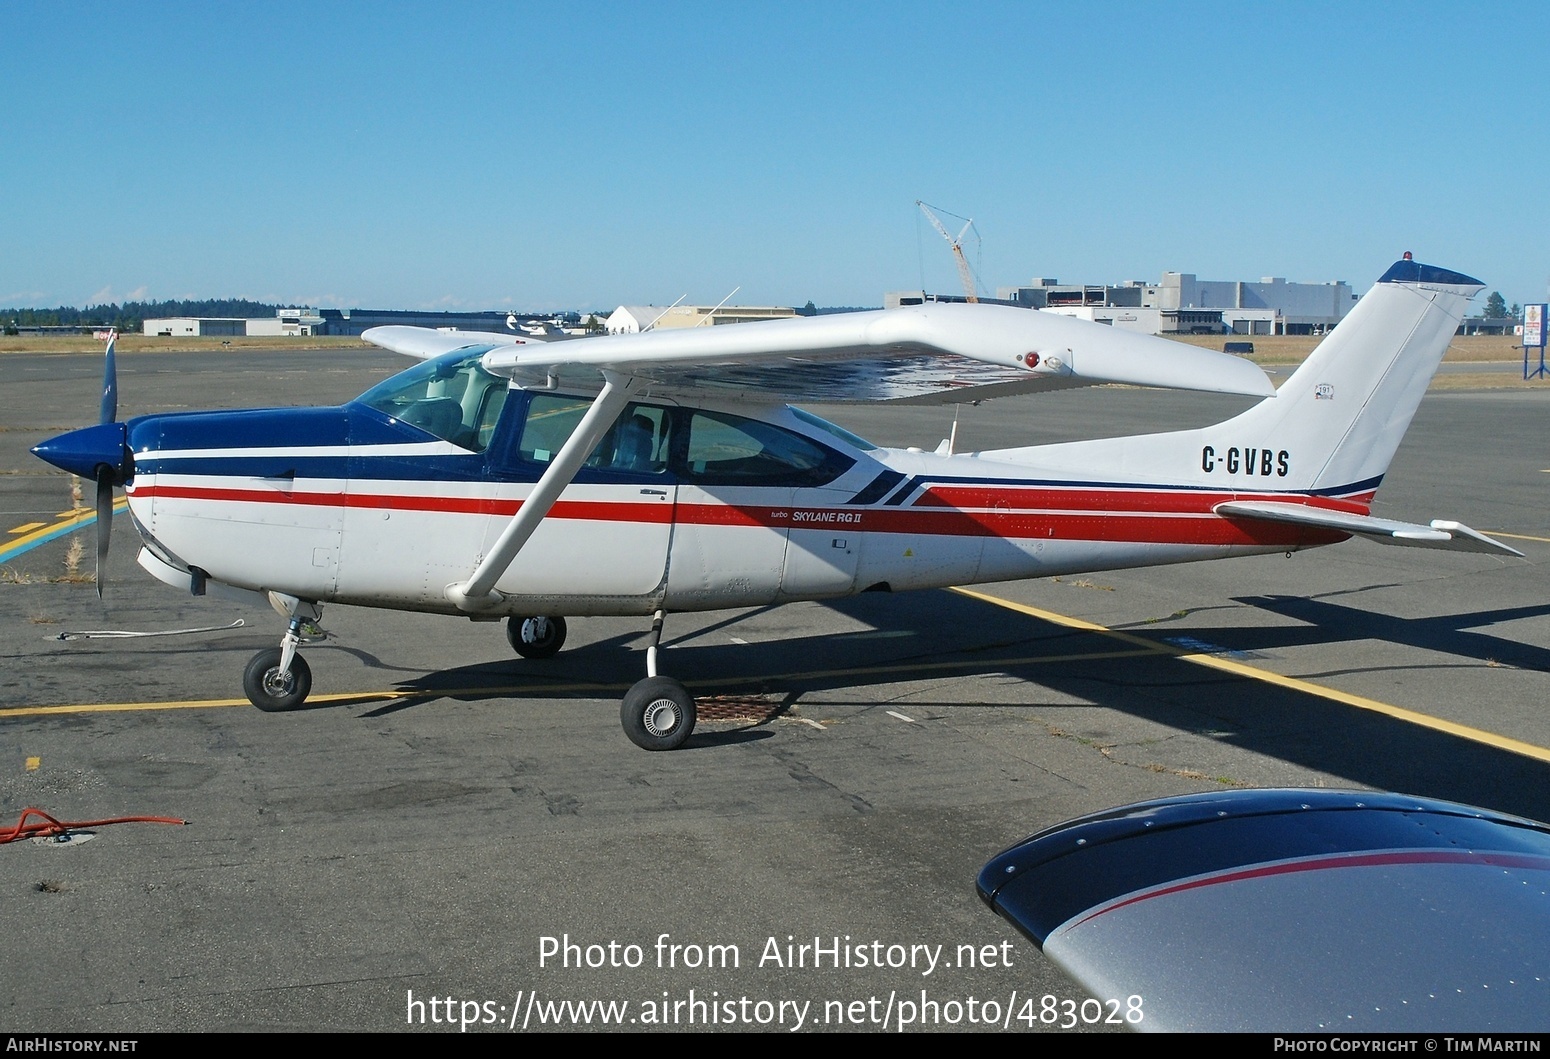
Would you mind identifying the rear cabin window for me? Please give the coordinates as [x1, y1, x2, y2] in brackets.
[677, 410, 851, 487]
[511, 398, 851, 486]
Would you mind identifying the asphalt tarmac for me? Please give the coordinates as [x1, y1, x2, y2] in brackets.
[2, 347, 1547, 1032]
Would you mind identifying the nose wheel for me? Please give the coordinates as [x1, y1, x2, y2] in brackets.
[243, 648, 312, 712]
[244, 600, 322, 712]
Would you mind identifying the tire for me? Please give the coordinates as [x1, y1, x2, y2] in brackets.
[620, 676, 697, 751]
[243, 648, 312, 712]
[507, 615, 567, 659]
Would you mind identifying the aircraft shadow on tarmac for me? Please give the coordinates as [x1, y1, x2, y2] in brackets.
[291, 587, 1550, 824]
[1224, 593, 1550, 675]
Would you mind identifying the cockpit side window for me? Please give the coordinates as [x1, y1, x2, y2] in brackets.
[355, 349, 510, 453]
[516, 394, 669, 475]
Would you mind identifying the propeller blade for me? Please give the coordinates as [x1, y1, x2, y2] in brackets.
[99, 331, 117, 425]
[95, 474, 113, 599]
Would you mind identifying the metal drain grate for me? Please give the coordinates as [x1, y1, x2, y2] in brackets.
[694, 695, 782, 723]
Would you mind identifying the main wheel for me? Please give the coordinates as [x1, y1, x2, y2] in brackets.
[507, 615, 567, 659]
[243, 648, 312, 712]
[620, 676, 697, 751]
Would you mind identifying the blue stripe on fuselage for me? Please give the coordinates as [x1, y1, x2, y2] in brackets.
[129, 403, 667, 486]
[124, 404, 1387, 499]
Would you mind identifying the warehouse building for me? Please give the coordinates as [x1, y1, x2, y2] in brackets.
[988, 271, 1357, 335]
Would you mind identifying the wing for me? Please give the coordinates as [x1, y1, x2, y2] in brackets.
[362, 326, 558, 360]
[1216, 500, 1524, 556]
[978, 789, 1550, 1032]
[369, 304, 1276, 404]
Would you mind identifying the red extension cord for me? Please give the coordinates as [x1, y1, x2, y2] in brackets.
[1, 806, 187, 843]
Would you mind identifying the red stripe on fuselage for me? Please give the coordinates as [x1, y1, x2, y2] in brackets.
[132, 483, 1345, 547]
[917, 485, 1375, 515]
[135, 484, 675, 524]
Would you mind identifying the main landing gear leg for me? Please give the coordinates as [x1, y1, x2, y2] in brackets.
[620, 609, 696, 752]
[243, 598, 322, 712]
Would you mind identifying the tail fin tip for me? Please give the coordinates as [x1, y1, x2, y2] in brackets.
[1377, 258, 1484, 289]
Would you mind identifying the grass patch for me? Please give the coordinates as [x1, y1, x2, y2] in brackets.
[0, 335, 372, 355]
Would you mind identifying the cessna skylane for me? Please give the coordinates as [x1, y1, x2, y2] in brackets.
[31, 256, 1519, 750]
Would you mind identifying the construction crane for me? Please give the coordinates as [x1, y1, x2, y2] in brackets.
[916, 200, 980, 303]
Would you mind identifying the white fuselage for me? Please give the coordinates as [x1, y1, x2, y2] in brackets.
[125, 390, 1335, 619]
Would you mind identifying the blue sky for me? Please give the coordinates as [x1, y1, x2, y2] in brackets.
[4, 1, 1546, 312]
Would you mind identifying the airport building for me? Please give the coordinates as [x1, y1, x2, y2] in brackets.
[990, 271, 1359, 336]
[142, 317, 269, 337]
[144, 308, 567, 338]
[889, 269, 1358, 335]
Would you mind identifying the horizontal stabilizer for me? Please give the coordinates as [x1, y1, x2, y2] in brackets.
[1215, 501, 1523, 556]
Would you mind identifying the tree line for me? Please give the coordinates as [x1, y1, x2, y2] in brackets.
[2, 298, 279, 333]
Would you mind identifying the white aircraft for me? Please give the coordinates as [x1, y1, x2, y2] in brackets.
[32, 256, 1518, 750]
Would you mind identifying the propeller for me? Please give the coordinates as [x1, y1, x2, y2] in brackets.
[100, 329, 117, 426]
[94, 473, 113, 599]
[29, 330, 128, 599]
[93, 330, 118, 598]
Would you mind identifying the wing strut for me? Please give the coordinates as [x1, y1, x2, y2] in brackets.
[447, 371, 645, 611]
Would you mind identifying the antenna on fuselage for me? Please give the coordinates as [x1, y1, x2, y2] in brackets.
[934, 405, 961, 457]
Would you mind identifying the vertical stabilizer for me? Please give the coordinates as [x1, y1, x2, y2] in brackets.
[1215, 258, 1483, 493]
[985, 258, 1484, 499]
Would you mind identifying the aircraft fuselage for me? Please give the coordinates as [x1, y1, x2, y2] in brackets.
[122, 348, 1338, 619]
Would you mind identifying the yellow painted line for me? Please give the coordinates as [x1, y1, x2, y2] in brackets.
[5, 510, 98, 548]
[1484, 531, 1550, 544]
[9, 522, 47, 534]
[725, 647, 1156, 688]
[951, 587, 1165, 650]
[0, 691, 395, 718]
[952, 586, 1550, 765]
[10, 502, 127, 542]
[5, 499, 129, 550]
[2, 647, 1160, 718]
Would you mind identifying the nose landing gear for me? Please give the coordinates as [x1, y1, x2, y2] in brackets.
[242, 596, 323, 712]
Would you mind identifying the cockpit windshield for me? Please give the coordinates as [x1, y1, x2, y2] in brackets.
[355, 349, 510, 452]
